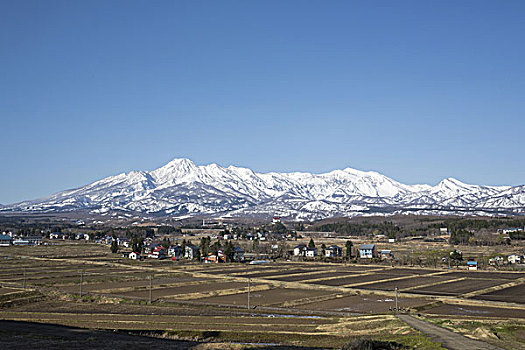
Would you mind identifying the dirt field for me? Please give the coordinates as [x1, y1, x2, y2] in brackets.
[293, 294, 431, 314]
[309, 273, 394, 286]
[360, 276, 454, 291]
[410, 279, 510, 296]
[472, 284, 525, 304]
[193, 287, 334, 307]
[424, 303, 525, 319]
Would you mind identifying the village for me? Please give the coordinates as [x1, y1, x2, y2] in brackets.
[2, 216, 524, 271]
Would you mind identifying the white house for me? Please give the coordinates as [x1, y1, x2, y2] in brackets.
[359, 244, 376, 259]
[325, 245, 342, 257]
[294, 244, 307, 256]
[508, 254, 522, 264]
[168, 245, 183, 258]
[305, 247, 318, 257]
[185, 245, 200, 260]
[129, 252, 141, 260]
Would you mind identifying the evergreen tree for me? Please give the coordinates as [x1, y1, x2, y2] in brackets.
[345, 240, 353, 258]
[110, 240, 119, 254]
[308, 238, 316, 249]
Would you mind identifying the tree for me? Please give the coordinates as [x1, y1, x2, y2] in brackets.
[224, 240, 235, 262]
[345, 240, 353, 258]
[110, 240, 119, 254]
[308, 238, 316, 249]
[321, 243, 326, 257]
[450, 249, 463, 267]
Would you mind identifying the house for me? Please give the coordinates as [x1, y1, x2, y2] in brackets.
[205, 249, 227, 263]
[508, 254, 522, 264]
[168, 245, 183, 258]
[148, 246, 166, 259]
[12, 239, 29, 246]
[232, 246, 245, 262]
[129, 252, 141, 260]
[272, 216, 281, 223]
[467, 259, 478, 270]
[293, 244, 307, 256]
[185, 245, 200, 260]
[0, 234, 12, 246]
[440, 228, 449, 234]
[325, 245, 342, 257]
[49, 232, 65, 240]
[489, 256, 504, 266]
[25, 236, 42, 245]
[380, 250, 394, 259]
[305, 247, 317, 257]
[359, 244, 376, 259]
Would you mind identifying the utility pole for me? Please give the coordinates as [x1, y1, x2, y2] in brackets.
[395, 287, 399, 314]
[80, 271, 83, 298]
[23, 267, 26, 289]
[149, 275, 153, 304]
[247, 278, 251, 310]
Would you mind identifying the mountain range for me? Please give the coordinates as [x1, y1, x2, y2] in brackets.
[2, 158, 524, 220]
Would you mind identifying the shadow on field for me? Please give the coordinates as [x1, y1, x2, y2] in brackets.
[0, 320, 323, 349]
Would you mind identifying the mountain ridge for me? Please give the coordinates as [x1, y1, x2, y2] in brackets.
[2, 158, 524, 220]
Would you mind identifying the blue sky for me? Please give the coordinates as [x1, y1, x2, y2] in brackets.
[1, 0, 524, 204]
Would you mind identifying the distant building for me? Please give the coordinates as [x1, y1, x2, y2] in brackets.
[467, 259, 478, 270]
[0, 234, 12, 246]
[232, 246, 245, 262]
[508, 254, 522, 264]
[168, 245, 183, 258]
[272, 216, 281, 223]
[325, 245, 342, 257]
[293, 244, 307, 256]
[440, 228, 449, 234]
[359, 244, 376, 259]
[129, 252, 141, 260]
[185, 245, 200, 260]
[380, 250, 394, 259]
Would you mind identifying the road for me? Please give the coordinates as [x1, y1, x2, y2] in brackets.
[397, 314, 503, 350]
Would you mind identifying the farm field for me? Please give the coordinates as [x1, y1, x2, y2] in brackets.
[293, 294, 431, 314]
[193, 287, 334, 307]
[424, 303, 525, 319]
[473, 284, 525, 304]
[360, 275, 454, 291]
[1, 243, 524, 349]
[410, 278, 510, 296]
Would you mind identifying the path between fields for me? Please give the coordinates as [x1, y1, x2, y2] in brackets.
[396, 315, 502, 350]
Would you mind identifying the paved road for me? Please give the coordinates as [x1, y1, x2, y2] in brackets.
[397, 314, 503, 350]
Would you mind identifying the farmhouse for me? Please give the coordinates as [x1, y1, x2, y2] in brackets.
[129, 252, 141, 260]
[185, 245, 200, 260]
[232, 246, 245, 262]
[508, 254, 522, 264]
[148, 246, 166, 259]
[359, 244, 377, 259]
[49, 232, 65, 239]
[0, 234, 12, 246]
[168, 245, 183, 258]
[25, 236, 43, 245]
[380, 250, 394, 259]
[205, 249, 227, 263]
[305, 247, 318, 257]
[467, 259, 478, 270]
[325, 245, 342, 257]
[293, 244, 307, 256]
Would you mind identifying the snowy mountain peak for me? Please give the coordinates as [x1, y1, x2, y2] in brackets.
[2, 157, 524, 220]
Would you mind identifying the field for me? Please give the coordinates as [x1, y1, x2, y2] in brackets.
[1, 243, 524, 349]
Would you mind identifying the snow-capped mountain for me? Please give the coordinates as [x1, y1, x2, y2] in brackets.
[2, 158, 524, 220]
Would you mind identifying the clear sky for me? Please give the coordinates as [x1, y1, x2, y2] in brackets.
[1, 0, 524, 204]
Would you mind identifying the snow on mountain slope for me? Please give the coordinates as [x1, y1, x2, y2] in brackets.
[2, 158, 523, 219]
